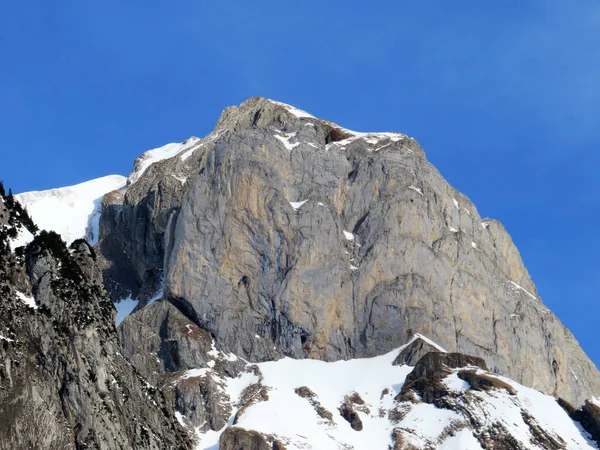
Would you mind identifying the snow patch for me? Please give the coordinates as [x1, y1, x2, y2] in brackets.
[412, 333, 447, 353]
[408, 185, 423, 196]
[289, 200, 308, 210]
[453, 198, 460, 209]
[343, 230, 355, 241]
[269, 100, 315, 119]
[444, 373, 470, 392]
[438, 429, 482, 449]
[175, 411, 186, 427]
[180, 368, 211, 381]
[16, 291, 38, 310]
[171, 174, 187, 185]
[397, 402, 463, 447]
[274, 133, 300, 150]
[508, 281, 537, 300]
[448, 226, 459, 233]
[9, 226, 34, 251]
[128, 137, 200, 184]
[326, 130, 406, 152]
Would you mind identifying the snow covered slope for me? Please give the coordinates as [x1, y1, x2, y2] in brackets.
[15, 175, 126, 245]
[169, 336, 597, 450]
[127, 137, 200, 185]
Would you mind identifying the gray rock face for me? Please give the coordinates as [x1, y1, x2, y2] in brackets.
[0, 215, 192, 448]
[117, 298, 246, 432]
[100, 97, 600, 406]
[393, 335, 447, 366]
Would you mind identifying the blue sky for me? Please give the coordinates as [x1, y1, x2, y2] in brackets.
[2, 1, 599, 367]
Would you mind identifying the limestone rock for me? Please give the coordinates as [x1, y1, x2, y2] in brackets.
[99, 97, 600, 406]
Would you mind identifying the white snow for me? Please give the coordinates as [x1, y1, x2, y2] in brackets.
[325, 131, 406, 152]
[411, 333, 448, 352]
[268, 99, 409, 154]
[481, 221, 490, 229]
[9, 226, 34, 251]
[0, 335, 14, 342]
[289, 200, 308, 211]
[269, 100, 315, 119]
[115, 284, 163, 326]
[408, 186, 423, 196]
[128, 137, 200, 184]
[448, 226, 459, 233]
[180, 368, 211, 381]
[465, 370, 596, 449]
[444, 373, 470, 392]
[175, 411, 186, 427]
[193, 348, 414, 450]
[350, 264, 359, 270]
[16, 291, 38, 310]
[115, 297, 138, 326]
[453, 198, 460, 209]
[343, 230, 355, 241]
[438, 429, 483, 450]
[274, 132, 300, 150]
[186, 332, 595, 450]
[398, 402, 463, 446]
[15, 175, 127, 246]
[508, 281, 537, 300]
[172, 174, 187, 185]
[373, 143, 392, 152]
[471, 241, 478, 249]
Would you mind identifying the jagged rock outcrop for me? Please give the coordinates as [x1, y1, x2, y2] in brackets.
[393, 334, 447, 366]
[218, 427, 272, 450]
[117, 297, 248, 432]
[0, 192, 193, 449]
[99, 97, 600, 407]
[392, 351, 591, 450]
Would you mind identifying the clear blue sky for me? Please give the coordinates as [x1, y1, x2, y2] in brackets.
[2, 1, 599, 368]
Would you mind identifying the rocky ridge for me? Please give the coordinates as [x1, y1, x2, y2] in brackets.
[0, 188, 191, 449]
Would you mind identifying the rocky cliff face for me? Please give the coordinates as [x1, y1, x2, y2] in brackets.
[100, 96, 600, 408]
[0, 191, 192, 449]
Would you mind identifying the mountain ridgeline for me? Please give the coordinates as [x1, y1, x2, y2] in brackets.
[1, 97, 599, 449]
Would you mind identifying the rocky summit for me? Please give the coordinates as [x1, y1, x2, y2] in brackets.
[2, 97, 600, 449]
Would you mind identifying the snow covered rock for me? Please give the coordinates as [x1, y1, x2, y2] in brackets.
[163, 342, 597, 449]
[393, 333, 448, 366]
